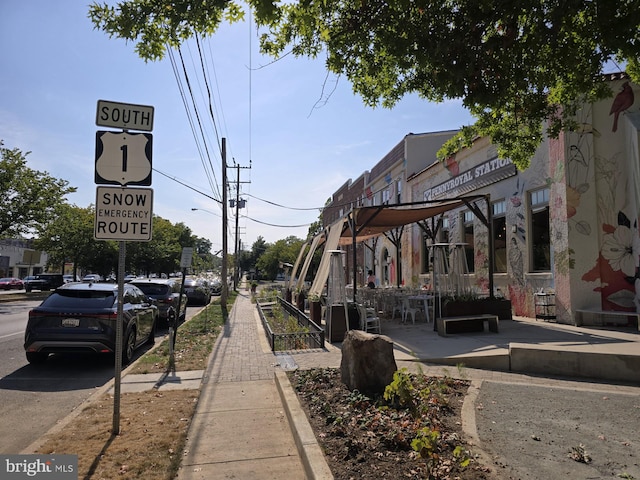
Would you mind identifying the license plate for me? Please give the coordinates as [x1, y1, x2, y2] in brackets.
[62, 318, 80, 327]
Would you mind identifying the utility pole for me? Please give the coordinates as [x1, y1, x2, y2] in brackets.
[231, 161, 251, 291]
[221, 138, 228, 309]
[234, 164, 240, 291]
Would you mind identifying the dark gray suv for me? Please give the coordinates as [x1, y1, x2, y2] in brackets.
[24, 273, 65, 292]
[128, 278, 187, 326]
[24, 282, 158, 364]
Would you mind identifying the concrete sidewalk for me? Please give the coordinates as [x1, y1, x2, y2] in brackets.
[175, 290, 319, 480]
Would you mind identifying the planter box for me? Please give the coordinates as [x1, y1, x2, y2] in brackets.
[296, 293, 305, 311]
[442, 298, 512, 320]
[309, 300, 322, 324]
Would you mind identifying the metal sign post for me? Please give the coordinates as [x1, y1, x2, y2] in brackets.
[112, 241, 126, 435]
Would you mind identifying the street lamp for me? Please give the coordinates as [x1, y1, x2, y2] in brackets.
[191, 207, 221, 217]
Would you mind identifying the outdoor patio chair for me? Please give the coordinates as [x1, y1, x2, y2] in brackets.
[391, 294, 404, 321]
[358, 304, 381, 334]
[402, 297, 421, 324]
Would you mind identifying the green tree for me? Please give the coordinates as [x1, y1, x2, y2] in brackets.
[256, 236, 305, 280]
[127, 217, 195, 275]
[307, 207, 325, 240]
[0, 141, 76, 237]
[192, 236, 215, 274]
[34, 205, 95, 277]
[84, 240, 119, 279]
[88, 1, 640, 169]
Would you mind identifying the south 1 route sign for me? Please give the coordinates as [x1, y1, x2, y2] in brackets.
[95, 130, 152, 186]
[94, 186, 153, 241]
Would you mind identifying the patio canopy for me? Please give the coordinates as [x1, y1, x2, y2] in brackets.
[337, 196, 487, 245]
[307, 194, 493, 298]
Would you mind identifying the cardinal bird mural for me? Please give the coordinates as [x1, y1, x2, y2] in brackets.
[445, 156, 459, 176]
[609, 81, 634, 133]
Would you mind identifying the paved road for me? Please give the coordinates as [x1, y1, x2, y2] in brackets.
[474, 379, 640, 479]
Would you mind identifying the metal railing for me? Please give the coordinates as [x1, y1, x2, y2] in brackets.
[256, 296, 325, 352]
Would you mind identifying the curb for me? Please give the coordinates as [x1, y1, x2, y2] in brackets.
[274, 370, 334, 480]
[0, 292, 50, 303]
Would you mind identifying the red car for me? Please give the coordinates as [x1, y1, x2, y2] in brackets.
[0, 277, 24, 290]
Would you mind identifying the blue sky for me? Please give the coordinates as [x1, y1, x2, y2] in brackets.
[1, 1, 474, 252]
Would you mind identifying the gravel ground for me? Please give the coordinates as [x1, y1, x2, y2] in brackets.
[473, 380, 640, 480]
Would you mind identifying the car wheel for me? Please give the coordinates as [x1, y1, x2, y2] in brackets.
[26, 352, 48, 364]
[123, 328, 136, 364]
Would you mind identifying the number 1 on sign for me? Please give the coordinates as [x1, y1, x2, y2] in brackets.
[120, 144, 128, 172]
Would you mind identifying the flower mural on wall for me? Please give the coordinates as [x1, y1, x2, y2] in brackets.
[601, 223, 640, 277]
[583, 211, 640, 310]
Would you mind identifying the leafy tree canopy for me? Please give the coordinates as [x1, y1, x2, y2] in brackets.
[35, 204, 95, 275]
[256, 235, 305, 280]
[89, 1, 640, 169]
[0, 141, 76, 238]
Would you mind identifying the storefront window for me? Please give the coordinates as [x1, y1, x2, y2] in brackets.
[462, 211, 475, 273]
[530, 188, 551, 271]
[440, 216, 449, 244]
[422, 234, 431, 274]
[492, 201, 507, 273]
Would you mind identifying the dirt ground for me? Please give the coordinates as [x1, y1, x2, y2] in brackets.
[35, 389, 199, 479]
[289, 367, 497, 480]
[290, 367, 640, 480]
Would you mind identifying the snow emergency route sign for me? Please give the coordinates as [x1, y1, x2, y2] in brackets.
[94, 186, 153, 242]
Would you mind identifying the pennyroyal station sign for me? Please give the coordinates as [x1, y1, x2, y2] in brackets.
[424, 156, 517, 201]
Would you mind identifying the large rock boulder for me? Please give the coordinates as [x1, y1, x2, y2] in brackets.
[340, 329, 397, 396]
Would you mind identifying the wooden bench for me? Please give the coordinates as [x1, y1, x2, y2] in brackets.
[436, 314, 499, 337]
[575, 309, 640, 331]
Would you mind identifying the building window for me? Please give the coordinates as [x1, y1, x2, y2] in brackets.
[422, 233, 431, 274]
[382, 188, 391, 205]
[440, 216, 450, 244]
[492, 200, 507, 273]
[530, 188, 551, 271]
[462, 211, 475, 273]
[396, 179, 402, 204]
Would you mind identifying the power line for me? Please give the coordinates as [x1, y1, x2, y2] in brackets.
[244, 192, 323, 210]
[240, 215, 313, 228]
[154, 168, 222, 204]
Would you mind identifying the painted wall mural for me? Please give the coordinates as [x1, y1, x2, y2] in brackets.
[581, 153, 640, 311]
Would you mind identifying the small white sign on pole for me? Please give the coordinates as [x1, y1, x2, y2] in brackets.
[94, 186, 153, 242]
[180, 247, 194, 268]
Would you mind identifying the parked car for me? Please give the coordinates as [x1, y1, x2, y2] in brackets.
[183, 278, 211, 306]
[128, 278, 187, 326]
[23, 282, 158, 365]
[63, 274, 78, 283]
[209, 278, 222, 296]
[24, 273, 65, 292]
[0, 277, 24, 290]
[82, 274, 102, 283]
